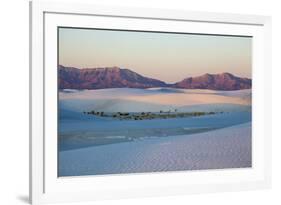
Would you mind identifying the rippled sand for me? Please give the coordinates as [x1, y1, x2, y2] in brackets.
[59, 123, 251, 176]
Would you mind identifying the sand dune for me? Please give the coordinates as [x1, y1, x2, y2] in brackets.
[125, 92, 249, 106]
[59, 88, 251, 112]
[60, 88, 251, 103]
[132, 88, 251, 106]
[59, 122, 251, 176]
[59, 88, 252, 176]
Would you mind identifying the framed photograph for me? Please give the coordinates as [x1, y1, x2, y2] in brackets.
[30, 1, 271, 204]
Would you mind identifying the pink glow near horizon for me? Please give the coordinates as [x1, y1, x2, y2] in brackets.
[59, 28, 252, 83]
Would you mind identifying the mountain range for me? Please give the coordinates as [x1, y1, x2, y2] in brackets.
[58, 65, 251, 90]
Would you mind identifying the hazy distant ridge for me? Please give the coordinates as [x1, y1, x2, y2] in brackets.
[59, 65, 166, 89]
[173, 73, 251, 90]
[59, 65, 251, 90]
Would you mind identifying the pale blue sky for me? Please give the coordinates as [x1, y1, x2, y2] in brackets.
[59, 27, 252, 83]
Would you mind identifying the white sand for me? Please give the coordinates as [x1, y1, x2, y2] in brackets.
[59, 88, 251, 112]
[59, 122, 251, 176]
[126, 89, 251, 106]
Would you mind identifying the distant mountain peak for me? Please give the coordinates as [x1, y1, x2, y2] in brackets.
[58, 65, 166, 89]
[174, 73, 251, 90]
[220, 72, 235, 77]
[96, 66, 120, 71]
[58, 65, 251, 90]
[203, 73, 211, 76]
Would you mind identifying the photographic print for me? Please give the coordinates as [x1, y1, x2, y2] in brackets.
[58, 27, 252, 177]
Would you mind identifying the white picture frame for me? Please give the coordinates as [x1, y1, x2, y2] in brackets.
[30, 0, 272, 204]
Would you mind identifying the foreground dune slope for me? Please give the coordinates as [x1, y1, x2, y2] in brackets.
[59, 123, 251, 176]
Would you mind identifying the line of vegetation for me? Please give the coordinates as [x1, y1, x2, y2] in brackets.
[83, 110, 222, 121]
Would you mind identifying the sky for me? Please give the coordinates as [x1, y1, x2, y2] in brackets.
[59, 27, 252, 83]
